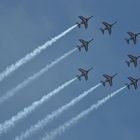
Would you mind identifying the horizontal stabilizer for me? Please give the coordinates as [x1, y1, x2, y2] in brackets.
[125, 38, 129, 44]
[77, 45, 81, 51]
[100, 28, 104, 34]
[101, 81, 105, 86]
[125, 61, 130, 67]
[125, 83, 130, 89]
[76, 22, 81, 28]
[76, 75, 81, 81]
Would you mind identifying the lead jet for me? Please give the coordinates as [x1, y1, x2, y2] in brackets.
[101, 73, 118, 86]
[76, 16, 93, 29]
[125, 77, 140, 89]
[76, 67, 93, 81]
[125, 54, 140, 67]
[125, 32, 140, 45]
[77, 38, 94, 52]
[100, 21, 117, 35]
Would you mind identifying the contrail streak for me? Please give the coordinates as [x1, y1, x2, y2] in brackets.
[0, 48, 77, 105]
[41, 86, 126, 140]
[0, 78, 76, 135]
[15, 83, 101, 140]
[0, 25, 77, 82]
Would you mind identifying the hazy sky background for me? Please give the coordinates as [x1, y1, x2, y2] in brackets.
[0, 0, 140, 140]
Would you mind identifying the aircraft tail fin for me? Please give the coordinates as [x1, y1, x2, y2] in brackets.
[76, 22, 81, 28]
[125, 61, 130, 67]
[77, 45, 81, 51]
[101, 81, 105, 86]
[76, 75, 81, 81]
[125, 83, 130, 89]
[125, 38, 129, 44]
[100, 28, 104, 34]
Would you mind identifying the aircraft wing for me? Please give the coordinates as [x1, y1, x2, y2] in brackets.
[128, 55, 135, 60]
[85, 45, 88, 52]
[128, 32, 135, 38]
[103, 74, 110, 80]
[133, 61, 137, 67]
[84, 22, 88, 29]
[79, 16, 86, 21]
[108, 28, 112, 34]
[108, 79, 112, 86]
[79, 68, 86, 73]
[102, 22, 109, 28]
[84, 74, 88, 80]
[128, 77, 135, 83]
[79, 39, 86, 44]
[133, 82, 137, 89]
[132, 38, 137, 44]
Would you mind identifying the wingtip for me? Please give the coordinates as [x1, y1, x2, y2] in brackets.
[114, 21, 117, 24]
[115, 73, 118, 76]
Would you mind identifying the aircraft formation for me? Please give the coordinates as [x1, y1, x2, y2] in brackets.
[76, 16, 140, 90]
[0, 15, 139, 140]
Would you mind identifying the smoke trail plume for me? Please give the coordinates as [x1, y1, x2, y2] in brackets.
[0, 78, 76, 135]
[0, 25, 77, 82]
[15, 83, 101, 140]
[41, 86, 126, 140]
[0, 48, 77, 105]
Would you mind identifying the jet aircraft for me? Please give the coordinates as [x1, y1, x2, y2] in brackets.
[125, 32, 140, 45]
[100, 21, 117, 35]
[101, 73, 118, 86]
[77, 38, 93, 52]
[125, 77, 140, 89]
[125, 54, 140, 67]
[76, 16, 93, 29]
[76, 67, 93, 81]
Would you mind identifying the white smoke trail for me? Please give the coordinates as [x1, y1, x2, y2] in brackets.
[41, 86, 126, 140]
[15, 83, 101, 140]
[0, 25, 77, 82]
[0, 48, 77, 105]
[0, 78, 76, 135]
